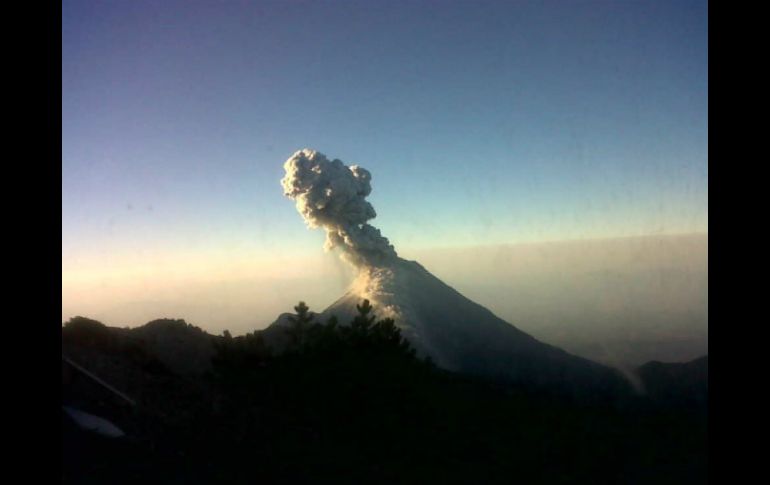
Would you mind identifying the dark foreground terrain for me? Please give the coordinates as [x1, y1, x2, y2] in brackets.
[62, 304, 707, 485]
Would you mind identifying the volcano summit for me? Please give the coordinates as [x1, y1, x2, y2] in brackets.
[281, 149, 631, 397]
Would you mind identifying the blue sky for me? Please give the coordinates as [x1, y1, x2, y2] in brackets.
[62, 0, 707, 327]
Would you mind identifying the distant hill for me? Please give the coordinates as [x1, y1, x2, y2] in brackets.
[129, 318, 216, 374]
[637, 355, 708, 409]
[62, 316, 218, 377]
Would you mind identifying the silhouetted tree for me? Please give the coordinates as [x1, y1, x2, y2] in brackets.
[304, 315, 341, 354]
[287, 301, 314, 349]
[350, 299, 376, 343]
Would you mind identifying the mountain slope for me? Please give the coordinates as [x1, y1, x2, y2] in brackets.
[320, 258, 632, 397]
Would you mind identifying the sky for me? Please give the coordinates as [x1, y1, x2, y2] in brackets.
[62, 0, 708, 347]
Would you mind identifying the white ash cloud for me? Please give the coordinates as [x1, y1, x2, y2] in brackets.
[281, 149, 397, 268]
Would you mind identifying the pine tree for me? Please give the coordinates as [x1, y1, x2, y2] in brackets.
[351, 299, 376, 340]
[287, 301, 314, 348]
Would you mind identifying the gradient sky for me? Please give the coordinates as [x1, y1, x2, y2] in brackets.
[62, 0, 708, 332]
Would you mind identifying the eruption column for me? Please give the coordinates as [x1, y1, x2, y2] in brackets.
[281, 149, 397, 268]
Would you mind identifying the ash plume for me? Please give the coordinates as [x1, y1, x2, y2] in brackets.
[281, 149, 397, 268]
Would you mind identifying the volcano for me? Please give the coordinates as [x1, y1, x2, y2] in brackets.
[319, 258, 631, 397]
[280, 148, 632, 398]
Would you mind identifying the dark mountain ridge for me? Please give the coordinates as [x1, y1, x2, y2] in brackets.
[61, 312, 708, 485]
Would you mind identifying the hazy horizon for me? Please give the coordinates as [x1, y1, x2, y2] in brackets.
[62, 231, 707, 366]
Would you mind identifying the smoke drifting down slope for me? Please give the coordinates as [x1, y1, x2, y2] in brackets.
[281, 149, 397, 267]
[281, 149, 632, 396]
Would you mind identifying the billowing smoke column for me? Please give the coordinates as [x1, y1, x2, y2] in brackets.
[281, 149, 397, 268]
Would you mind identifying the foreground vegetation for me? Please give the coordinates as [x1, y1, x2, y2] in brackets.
[62, 301, 707, 484]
